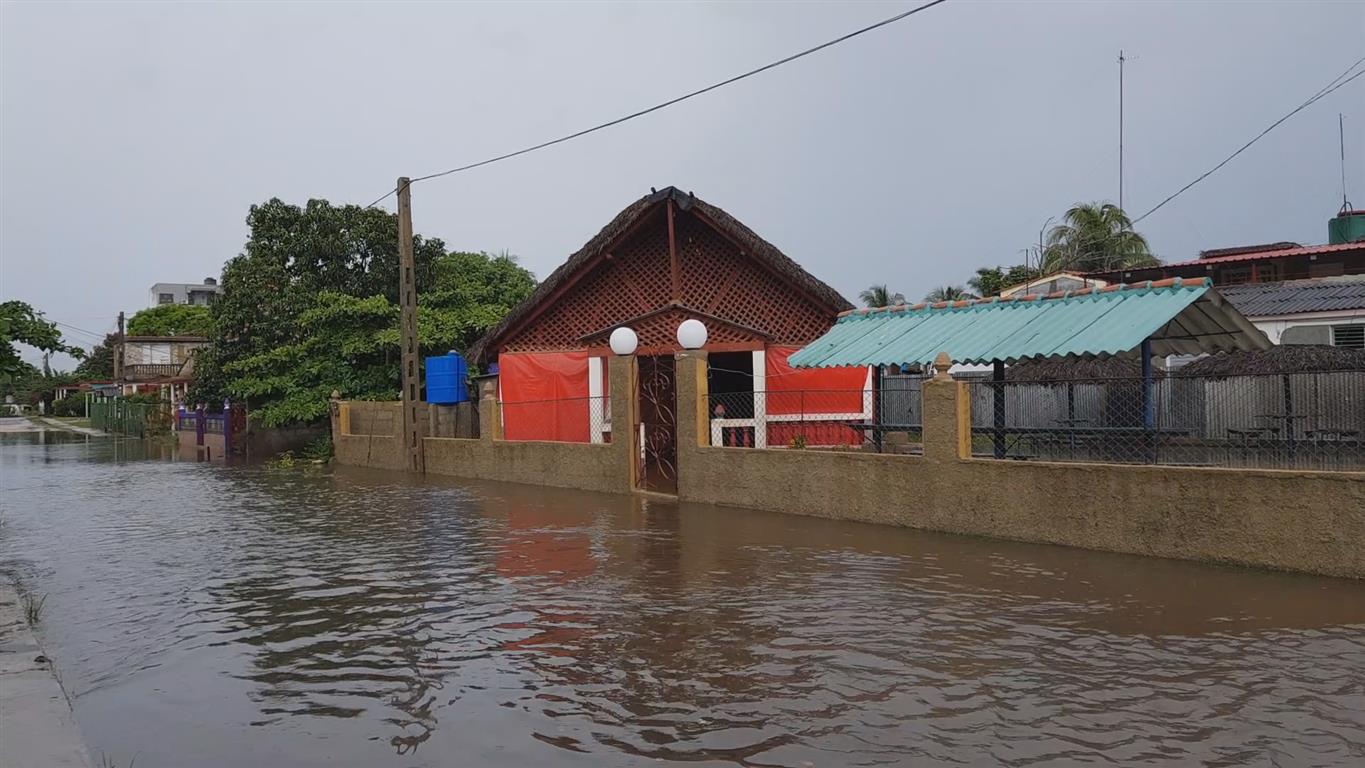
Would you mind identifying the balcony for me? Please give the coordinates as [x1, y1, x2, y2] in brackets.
[123, 363, 185, 381]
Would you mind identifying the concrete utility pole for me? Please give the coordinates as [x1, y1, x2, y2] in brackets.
[114, 311, 125, 384]
[397, 177, 425, 473]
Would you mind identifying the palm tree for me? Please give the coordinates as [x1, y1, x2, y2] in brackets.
[859, 284, 906, 308]
[923, 285, 976, 303]
[1041, 202, 1158, 273]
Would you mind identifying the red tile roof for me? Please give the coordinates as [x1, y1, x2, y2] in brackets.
[1147, 241, 1365, 270]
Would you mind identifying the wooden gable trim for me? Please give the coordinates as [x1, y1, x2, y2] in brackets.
[577, 302, 771, 345]
[493, 204, 666, 355]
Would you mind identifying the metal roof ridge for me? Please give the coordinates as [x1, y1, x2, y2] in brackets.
[834, 277, 1208, 322]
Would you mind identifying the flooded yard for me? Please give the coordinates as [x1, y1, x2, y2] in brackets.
[2, 425, 1363, 767]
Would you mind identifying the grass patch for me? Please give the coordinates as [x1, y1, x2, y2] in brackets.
[21, 591, 46, 624]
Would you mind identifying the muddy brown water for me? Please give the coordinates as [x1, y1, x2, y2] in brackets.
[2, 426, 1363, 767]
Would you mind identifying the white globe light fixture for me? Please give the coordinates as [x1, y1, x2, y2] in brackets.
[677, 318, 708, 350]
[609, 326, 639, 356]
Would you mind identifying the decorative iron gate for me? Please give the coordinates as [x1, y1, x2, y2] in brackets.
[636, 356, 678, 494]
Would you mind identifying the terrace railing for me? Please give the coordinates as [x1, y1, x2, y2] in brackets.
[707, 385, 929, 453]
[966, 369, 1365, 471]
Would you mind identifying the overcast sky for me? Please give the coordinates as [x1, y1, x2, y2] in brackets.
[3, 0, 1363, 368]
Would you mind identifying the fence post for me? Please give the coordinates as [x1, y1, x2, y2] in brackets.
[223, 398, 233, 456]
[196, 405, 206, 447]
[992, 360, 1006, 459]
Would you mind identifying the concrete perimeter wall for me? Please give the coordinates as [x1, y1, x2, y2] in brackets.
[330, 351, 1365, 579]
[673, 352, 1365, 580]
[331, 357, 634, 494]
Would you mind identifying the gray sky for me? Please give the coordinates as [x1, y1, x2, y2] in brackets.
[3, 1, 1363, 369]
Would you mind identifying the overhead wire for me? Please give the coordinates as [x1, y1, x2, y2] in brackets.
[363, 0, 952, 208]
[1133, 56, 1365, 224]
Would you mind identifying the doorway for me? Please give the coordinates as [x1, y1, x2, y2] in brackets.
[635, 355, 677, 494]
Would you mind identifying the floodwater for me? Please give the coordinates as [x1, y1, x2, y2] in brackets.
[2, 423, 1364, 767]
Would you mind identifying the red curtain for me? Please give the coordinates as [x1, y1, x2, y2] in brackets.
[499, 352, 592, 442]
[762, 346, 869, 447]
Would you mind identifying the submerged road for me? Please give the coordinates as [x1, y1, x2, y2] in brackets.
[1, 427, 1363, 767]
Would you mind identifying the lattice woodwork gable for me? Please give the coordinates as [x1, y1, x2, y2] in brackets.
[675, 212, 833, 345]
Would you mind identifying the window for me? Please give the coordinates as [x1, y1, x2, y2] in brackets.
[157, 293, 175, 304]
[1332, 324, 1364, 349]
[1218, 266, 1252, 285]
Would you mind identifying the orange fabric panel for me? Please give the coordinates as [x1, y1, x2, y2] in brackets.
[765, 345, 868, 415]
[500, 352, 591, 442]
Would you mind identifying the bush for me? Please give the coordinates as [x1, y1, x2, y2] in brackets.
[50, 396, 84, 417]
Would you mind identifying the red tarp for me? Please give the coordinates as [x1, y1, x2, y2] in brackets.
[765, 345, 868, 447]
[500, 352, 592, 442]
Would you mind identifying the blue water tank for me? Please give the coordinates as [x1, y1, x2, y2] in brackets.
[426, 351, 469, 405]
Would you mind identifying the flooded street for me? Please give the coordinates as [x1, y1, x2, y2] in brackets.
[2, 426, 1364, 767]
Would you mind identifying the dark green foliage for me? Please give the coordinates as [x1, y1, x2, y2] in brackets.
[1, 301, 83, 379]
[191, 198, 534, 426]
[968, 265, 1043, 297]
[1042, 203, 1158, 273]
[858, 284, 906, 308]
[923, 286, 977, 303]
[51, 395, 85, 417]
[127, 304, 213, 337]
[74, 334, 117, 380]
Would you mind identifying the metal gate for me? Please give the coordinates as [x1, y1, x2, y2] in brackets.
[636, 356, 678, 494]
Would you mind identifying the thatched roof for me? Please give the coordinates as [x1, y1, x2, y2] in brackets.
[1005, 356, 1149, 382]
[468, 187, 852, 362]
[1176, 345, 1365, 377]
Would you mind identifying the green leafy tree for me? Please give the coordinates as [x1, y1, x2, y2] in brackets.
[191, 198, 536, 425]
[1041, 203, 1158, 273]
[969, 264, 1043, 297]
[127, 304, 214, 337]
[858, 284, 906, 308]
[74, 334, 117, 380]
[1, 301, 83, 379]
[923, 285, 976, 303]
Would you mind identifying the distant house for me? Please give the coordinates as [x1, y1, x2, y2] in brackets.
[1090, 209, 1365, 349]
[149, 278, 222, 307]
[999, 271, 1107, 298]
[120, 335, 207, 403]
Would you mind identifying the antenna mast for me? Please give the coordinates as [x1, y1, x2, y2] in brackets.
[1119, 50, 1125, 212]
[1341, 113, 1353, 213]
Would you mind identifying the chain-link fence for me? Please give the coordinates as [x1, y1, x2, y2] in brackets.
[706, 383, 927, 452]
[499, 396, 610, 443]
[967, 370, 1365, 470]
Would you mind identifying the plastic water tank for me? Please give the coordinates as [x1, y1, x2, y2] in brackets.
[426, 351, 469, 405]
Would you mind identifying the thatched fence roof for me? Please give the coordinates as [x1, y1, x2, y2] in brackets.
[1175, 345, 1365, 377]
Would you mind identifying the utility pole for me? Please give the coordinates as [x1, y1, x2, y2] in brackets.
[397, 177, 424, 474]
[114, 311, 125, 386]
[1118, 49, 1125, 212]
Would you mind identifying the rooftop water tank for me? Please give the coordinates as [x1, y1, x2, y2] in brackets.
[426, 351, 469, 405]
[1328, 209, 1365, 244]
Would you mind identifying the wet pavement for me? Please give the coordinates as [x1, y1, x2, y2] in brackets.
[1, 426, 1363, 767]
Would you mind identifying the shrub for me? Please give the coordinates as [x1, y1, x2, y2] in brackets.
[50, 395, 84, 417]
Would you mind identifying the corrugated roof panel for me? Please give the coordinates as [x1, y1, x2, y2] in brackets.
[1220, 276, 1365, 317]
[792, 279, 1269, 368]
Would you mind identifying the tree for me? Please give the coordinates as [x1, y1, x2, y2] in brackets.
[1, 301, 83, 379]
[859, 284, 906, 308]
[191, 198, 536, 425]
[923, 286, 976, 303]
[127, 304, 214, 337]
[969, 264, 1043, 297]
[1041, 203, 1158, 273]
[74, 334, 117, 380]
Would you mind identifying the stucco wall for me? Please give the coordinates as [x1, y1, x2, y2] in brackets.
[332, 357, 635, 493]
[674, 352, 1365, 580]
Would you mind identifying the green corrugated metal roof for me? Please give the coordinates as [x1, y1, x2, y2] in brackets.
[791, 278, 1270, 368]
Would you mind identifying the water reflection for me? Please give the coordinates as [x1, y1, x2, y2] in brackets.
[2, 433, 1363, 767]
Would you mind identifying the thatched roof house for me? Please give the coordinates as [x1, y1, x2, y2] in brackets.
[469, 186, 851, 362]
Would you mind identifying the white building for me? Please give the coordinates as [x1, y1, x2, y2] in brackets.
[1220, 275, 1365, 348]
[149, 278, 222, 307]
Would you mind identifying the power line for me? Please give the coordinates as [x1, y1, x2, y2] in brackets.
[1134, 56, 1365, 224]
[364, 0, 952, 208]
